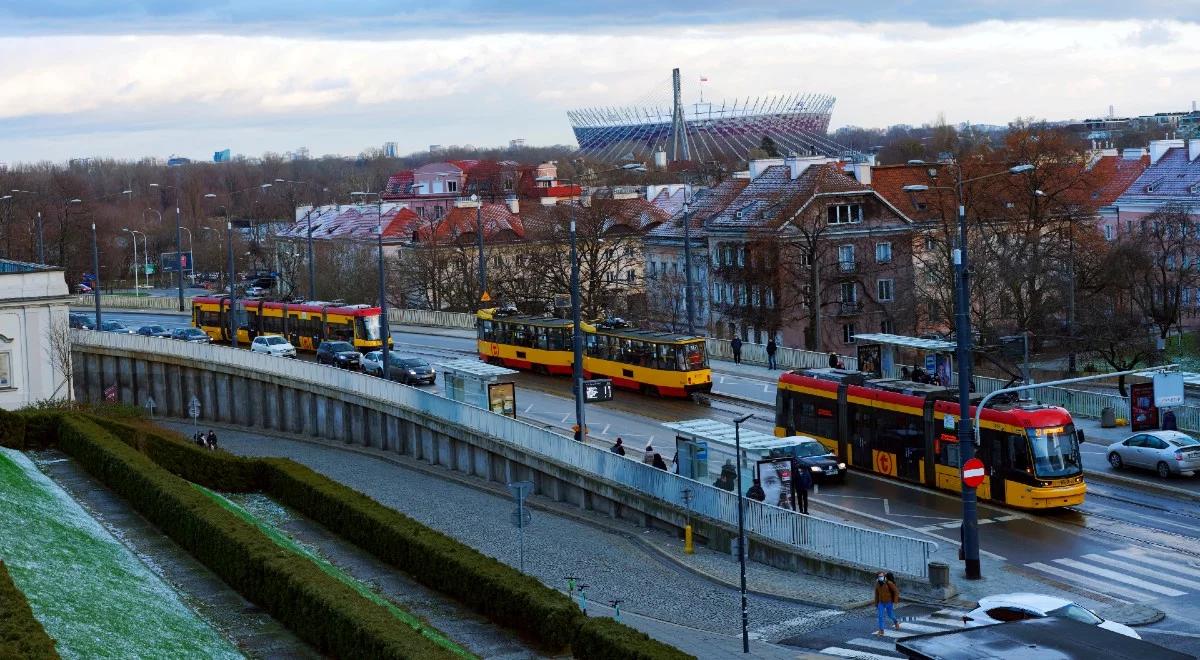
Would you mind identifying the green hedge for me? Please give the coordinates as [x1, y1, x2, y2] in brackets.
[87, 417, 260, 492]
[0, 409, 26, 450]
[55, 416, 462, 660]
[0, 560, 59, 659]
[573, 616, 693, 660]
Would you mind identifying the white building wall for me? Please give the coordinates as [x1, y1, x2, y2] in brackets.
[0, 266, 73, 410]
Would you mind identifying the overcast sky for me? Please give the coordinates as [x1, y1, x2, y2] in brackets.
[2, 2, 1199, 164]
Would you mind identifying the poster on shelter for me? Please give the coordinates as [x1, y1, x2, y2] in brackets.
[936, 354, 952, 386]
[756, 458, 795, 511]
[1130, 382, 1158, 432]
[857, 344, 882, 378]
[487, 382, 516, 418]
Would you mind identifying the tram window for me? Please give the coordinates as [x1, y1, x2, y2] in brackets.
[776, 390, 791, 430]
[1008, 434, 1032, 473]
[679, 343, 706, 370]
[548, 327, 566, 350]
[941, 441, 960, 467]
[655, 343, 675, 370]
[329, 323, 353, 342]
[480, 320, 495, 342]
[512, 324, 528, 347]
[536, 326, 549, 350]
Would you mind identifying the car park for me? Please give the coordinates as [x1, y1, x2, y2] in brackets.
[171, 327, 211, 343]
[1107, 430, 1200, 478]
[69, 313, 95, 330]
[316, 341, 361, 369]
[250, 334, 296, 357]
[100, 320, 135, 334]
[135, 324, 172, 338]
[963, 593, 1139, 639]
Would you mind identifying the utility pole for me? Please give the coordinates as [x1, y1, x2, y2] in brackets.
[475, 195, 487, 308]
[570, 210, 586, 442]
[174, 169, 185, 311]
[952, 175, 981, 581]
[683, 199, 696, 335]
[306, 207, 316, 300]
[91, 220, 102, 329]
[227, 218, 238, 348]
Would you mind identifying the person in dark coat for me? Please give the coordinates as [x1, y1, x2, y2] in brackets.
[746, 479, 766, 502]
[793, 459, 813, 514]
[206, 429, 218, 450]
[651, 453, 669, 470]
[1163, 409, 1178, 431]
[828, 352, 839, 369]
[766, 338, 778, 369]
[610, 437, 626, 456]
[730, 336, 743, 364]
[713, 461, 737, 491]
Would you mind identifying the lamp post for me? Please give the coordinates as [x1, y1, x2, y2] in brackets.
[150, 182, 186, 311]
[122, 228, 141, 294]
[204, 193, 239, 347]
[472, 194, 487, 308]
[902, 161, 1033, 581]
[1, 195, 11, 259]
[305, 207, 317, 299]
[70, 198, 101, 327]
[352, 192, 391, 375]
[732, 412, 753, 653]
[683, 197, 696, 335]
[570, 208, 586, 442]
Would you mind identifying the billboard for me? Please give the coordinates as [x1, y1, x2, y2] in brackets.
[755, 458, 795, 511]
[159, 251, 193, 273]
[1130, 382, 1158, 432]
[856, 344, 882, 378]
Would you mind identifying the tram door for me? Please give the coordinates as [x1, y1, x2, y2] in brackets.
[987, 434, 1007, 503]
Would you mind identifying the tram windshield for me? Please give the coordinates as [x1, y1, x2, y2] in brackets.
[356, 314, 382, 341]
[1027, 424, 1081, 478]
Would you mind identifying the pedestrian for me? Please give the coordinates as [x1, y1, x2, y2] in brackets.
[793, 459, 813, 514]
[836, 358, 845, 370]
[873, 571, 901, 635]
[1163, 408, 1178, 431]
[901, 366, 910, 380]
[206, 429, 218, 451]
[651, 453, 669, 470]
[828, 352, 839, 369]
[642, 444, 656, 465]
[714, 460, 737, 491]
[193, 431, 205, 447]
[610, 437, 626, 456]
[766, 338, 778, 370]
[746, 478, 766, 502]
[573, 424, 582, 442]
[731, 336, 743, 364]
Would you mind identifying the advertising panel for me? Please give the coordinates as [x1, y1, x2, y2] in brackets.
[856, 344, 882, 378]
[487, 382, 516, 418]
[1130, 381, 1158, 432]
[755, 458, 795, 511]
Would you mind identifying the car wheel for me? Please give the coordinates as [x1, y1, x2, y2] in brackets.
[1108, 453, 1123, 469]
[1157, 461, 1172, 479]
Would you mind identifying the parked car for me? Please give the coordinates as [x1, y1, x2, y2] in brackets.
[245, 286, 268, 297]
[135, 324, 173, 338]
[316, 341, 361, 369]
[362, 352, 435, 385]
[1107, 430, 1200, 478]
[171, 327, 211, 343]
[76, 282, 93, 294]
[69, 312, 95, 330]
[781, 437, 847, 483]
[963, 593, 1139, 639]
[99, 320, 135, 334]
[250, 334, 296, 357]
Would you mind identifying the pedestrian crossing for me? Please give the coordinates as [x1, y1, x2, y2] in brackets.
[818, 608, 969, 659]
[1025, 545, 1200, 604]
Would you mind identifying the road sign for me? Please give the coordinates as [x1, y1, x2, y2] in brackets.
[143, 395, 157, 417]
[583, 378, 613, 402]
[188, 395, 201, 422]
[508, 480, 534, 501]
[507, 479, 534, 573]
[480, 291, 492, 302]
[962, 457, 986, 488]
[876, 451, 893, 475]
[159, 251, 194, 273]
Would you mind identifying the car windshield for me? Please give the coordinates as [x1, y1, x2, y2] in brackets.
[1045, 603, 1103, 625]
[792, 442, 829, 458]
[185, 329, 203, 336]
[103, 322, 124, 330]
[144, 326, 164, 332]
[264, 337, 285, 345]
[328, 342, 354, 352]
[1027, 424, 1082, 478]
[365, 352, 380, 361]
[397, 359, 427, 368]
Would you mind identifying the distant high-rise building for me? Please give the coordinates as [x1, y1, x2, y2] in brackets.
[383, 141, 398, 158]
[213, 149, 231, 163]
[509, 138, 526, 148]
[429, 144, 445, 154]
[167, 155, 191, 167]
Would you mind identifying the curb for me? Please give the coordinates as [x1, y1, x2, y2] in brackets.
[1080, 460, 1200, 502]
[154, 418, 859, 611]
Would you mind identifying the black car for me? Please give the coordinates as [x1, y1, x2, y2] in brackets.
[171, 327, 212, 343]
[136, 324, 173, 338]
[317, 341, 361, 369]
[782, 438, 847, 483]
[388, 356, 436, 386]
[69, 312, 95, 330]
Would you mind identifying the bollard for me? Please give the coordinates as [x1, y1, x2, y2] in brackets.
[928, 561, 950, 589]
[684, 524, 694, 554]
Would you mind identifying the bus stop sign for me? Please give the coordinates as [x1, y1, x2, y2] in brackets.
[583, 378, 613, 402]
[962, 458, 986, 488]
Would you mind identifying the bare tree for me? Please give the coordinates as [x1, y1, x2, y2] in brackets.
[1121, 202, 1200, 342]
[44, 316, 74, 401]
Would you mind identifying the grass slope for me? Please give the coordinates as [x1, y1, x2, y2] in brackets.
[0, 448, 241, 659]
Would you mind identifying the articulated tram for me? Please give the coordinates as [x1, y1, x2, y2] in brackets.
[192, 296, 389, 352]
[476, 308, 712, 398]
[775, 368, 1086, 509]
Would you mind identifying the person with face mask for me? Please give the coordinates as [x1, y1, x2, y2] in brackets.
[873, 571, 900, 635]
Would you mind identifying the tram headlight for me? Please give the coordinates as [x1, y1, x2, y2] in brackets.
[810, 466, 823, 472]
[837, 462, 846, 470]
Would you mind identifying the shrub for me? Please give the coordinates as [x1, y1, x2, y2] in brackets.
[0, 560, 59, 659]
[54, 416, 464, 660]
[86, 417, 260, 492]
[572, 616, 695, 660]
[0, 409, 25, 449]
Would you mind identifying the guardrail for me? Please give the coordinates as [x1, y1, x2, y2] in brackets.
[387, 308, 475, 330]
[706, 338, 858, 372]
[72, 329, 936, 577]
[72, 294, 184, 310]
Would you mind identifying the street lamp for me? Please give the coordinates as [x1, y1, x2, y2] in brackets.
[150, 182, 186, 311]
[121, 228, 144, 294]
[351, 192, 391, 376]
[569, 208, 586, 442]
[682, 196, 696, 335]
[732, 412, 753, 654]
[68, 199, 101, 327]
[472, 194, 487, 308]
[204, 193, 239, 347]
[902, 161, 1033, 581]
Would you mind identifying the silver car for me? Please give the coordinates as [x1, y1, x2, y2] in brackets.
[1107, 430, 1200, 478]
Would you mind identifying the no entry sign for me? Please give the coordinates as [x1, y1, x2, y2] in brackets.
[962, 458, 986, 488]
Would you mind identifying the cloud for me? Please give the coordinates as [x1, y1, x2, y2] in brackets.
[2, 18, 1200, 162]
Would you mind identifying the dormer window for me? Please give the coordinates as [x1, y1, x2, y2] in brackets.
[827, 204, 863, 224]
[447, 181, 458, 192]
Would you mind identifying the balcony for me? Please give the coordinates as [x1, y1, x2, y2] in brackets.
[838, 301, 864, 316]
[838, 260, 858, 273]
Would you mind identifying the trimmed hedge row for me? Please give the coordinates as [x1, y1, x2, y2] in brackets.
[1, 411, 693, 660]
[52, 415, 463, 660]
[0, 560, 59, 659]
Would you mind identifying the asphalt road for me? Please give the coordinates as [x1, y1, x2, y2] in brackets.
[90, 310, 1200, 653]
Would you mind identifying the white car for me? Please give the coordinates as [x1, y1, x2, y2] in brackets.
[963, 593, 1139, 639]
[250, 334, 296, 357]
[1107, 430, 1200, 478]
[245, 286, 268, 297]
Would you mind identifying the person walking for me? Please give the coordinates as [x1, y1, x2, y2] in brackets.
[746, 478, 766, 502]
[793, 459, 813, 514]
[766, 338, 778, 370]
[730, 336, 743, 364]
[610, 437, 626, 456]
[714, 461, 737, 491]
[642, 444, 656, 465]
[206, 430, 218, 450]
[873, 571, 901, 635]
[651, 453, 669, 470]
[828, 352, 839, 369]
[1163, 408, 1178, 431]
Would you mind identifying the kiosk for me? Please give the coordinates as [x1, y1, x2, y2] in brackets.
[437, 358, 519, 417]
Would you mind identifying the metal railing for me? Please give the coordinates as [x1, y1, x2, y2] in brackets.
[388, 308, 475, 330]
[706, 338, 858, 372]
[73, 294, 183, 310]
[72, 330, 937, 577]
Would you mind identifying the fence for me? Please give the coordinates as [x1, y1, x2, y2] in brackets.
[706, 337, 858, 372]
[387, 308, 475, 330]
[73, 294, 184, 311]
[72, 330, 937, 578]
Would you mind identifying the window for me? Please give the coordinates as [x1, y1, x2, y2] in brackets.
[1103, 224, 1115, 240]
[447, 180, 458, 192]
[924, 236, 936, 251]
[433, 206, 444, 219]
[737, 246, 746, 267]
[827, 204, 863, 224]
[880, 319, 895, 334]
[876, 242, 893, 263]
[838, 244, 855, 264]
[842, 324, 856, 344]
[765, 289, 775, 308]
[877, 279, 894, 302]
[840, 281, 857, 303]
[626, 270, 635, 283]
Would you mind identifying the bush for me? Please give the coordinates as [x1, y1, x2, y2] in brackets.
[0, 409, 25, 449]
[53, 416, 463, 660]
[572, 616, 695, 660]
[86, 417, 260, 492]
[0, 560, 59, 659]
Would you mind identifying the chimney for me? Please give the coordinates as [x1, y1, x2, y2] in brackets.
[1149, 139, 1186, 164]
[784, 155, 802, 179]
[506, 194, 519, 214]
[1190, 139, 1200, 162]
[852, 162, 872, 186]
[654, 148, 667, 169]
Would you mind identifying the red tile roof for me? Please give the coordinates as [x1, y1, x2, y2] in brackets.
[646, 178, 750, 240]
[709, 164, 870, 229]
[869, 164, 954, 221]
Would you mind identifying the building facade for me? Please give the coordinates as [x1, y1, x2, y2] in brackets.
[0, 260, 73, 410]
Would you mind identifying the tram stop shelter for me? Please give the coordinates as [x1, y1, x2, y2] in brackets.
[852, 333, 956, 382]
[437, 358, 519, 418]
[663, 419, 791, 486]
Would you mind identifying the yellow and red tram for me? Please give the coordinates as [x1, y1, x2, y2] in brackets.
[775, 369, 1086, 509]
[192, 296, 390, 352]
